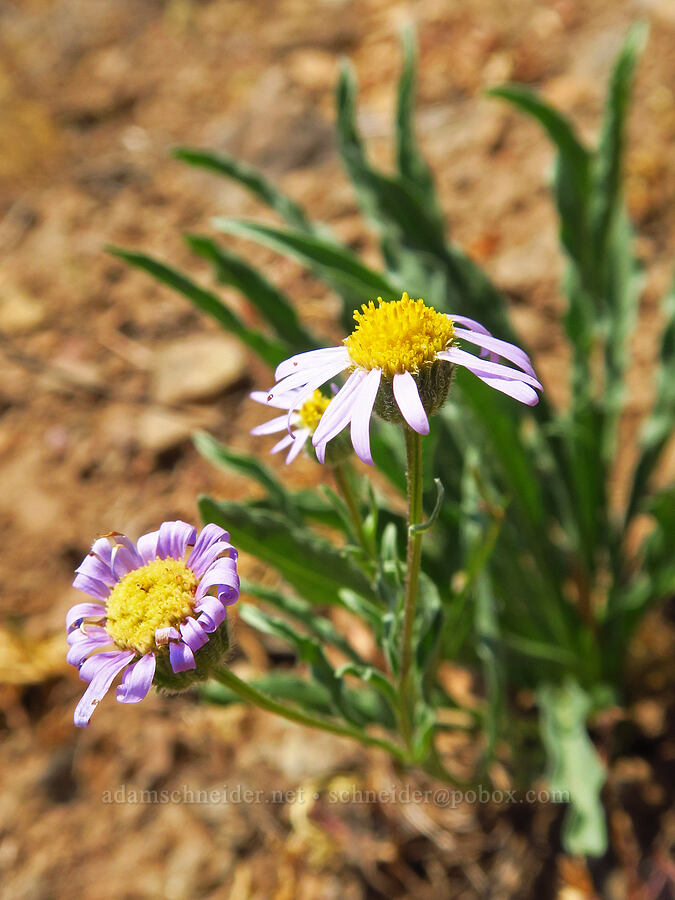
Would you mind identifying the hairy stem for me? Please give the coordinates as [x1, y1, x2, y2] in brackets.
[399, 426, 424, 748]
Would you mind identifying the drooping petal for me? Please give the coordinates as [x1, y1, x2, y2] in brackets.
[312, 370, 366, 447]
[448, 315, 494, 359]
[195, 596, 227, 632]
[250, 389, 304, 410]
[72, 572, 110, 602]
[116, 652, 156, 703]
[187, 541, 235, 581]
[73, 651, 135, 726]
[274, 346, 350, 381]
[187, 524, 231, 577]
[179, 617, 209, 652]
[285, 429, 310, 464]
[270, 433, 294, 455]
[195, 558, 240, 603]
[270, 355, 350, 399]
[75, 539, 115, 586]
[393, 371, 429, 435]
[349, 368, 381, 466]
[453, 327, 536, 378]
[79, 650, 131, 683]
[438, 347, 543, 390]
[66, 630, 113, 667]
[110, 535, 143, 581]
[156, 521, 197, 561]
[66, 602, 106, 631]
[472, 374, 540, 405]
[169, 640, 195, 673]
[67, 624, 109, 646]
[449, 314, 492, 335]
[251, 414, 300, 436]
[136, 529, 160, 564]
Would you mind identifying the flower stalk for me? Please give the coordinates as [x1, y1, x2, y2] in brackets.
[399, 426, 424, 748]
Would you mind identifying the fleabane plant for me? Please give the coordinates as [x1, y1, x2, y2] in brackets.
[102, 24, 673, 859]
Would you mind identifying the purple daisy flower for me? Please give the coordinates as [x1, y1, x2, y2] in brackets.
[265, 293, 543, 466]
[66, 520, 238, 726]
[250, 388, 331, 464]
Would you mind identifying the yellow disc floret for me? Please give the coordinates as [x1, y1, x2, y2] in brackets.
[344, 292, 454, 378]
[105, 558, 198, 655]
[298, 390, 331, 433]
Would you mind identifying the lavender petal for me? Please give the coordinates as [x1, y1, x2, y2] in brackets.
[73, 651, 135, 726]
[393, 371, 429, 435]
[349, 368, 381, 466]
[116, 652, 156, 703]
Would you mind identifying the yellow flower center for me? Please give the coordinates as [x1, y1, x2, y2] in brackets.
[298, 390, 330, 432]
[105, 558, 198, 655]
[344, 293, 454, 378]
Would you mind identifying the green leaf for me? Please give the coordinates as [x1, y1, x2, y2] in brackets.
[591, 22, 648, 260]
[414, 573, 444, 698]
[192, 431, 292, 515]
[199, 496, 376, 605]
[538, 680, 607, 857]
[461, 454, 503, 764]
[336, 588, 383, 633]
[487, 84, 592, 280]
[212, 218, 399, 304]
[395, 28, 439, 212]
[184, 234, 317, 351]
[238, 603, 367, 726]
[626, 272, 675, 522]
[107, 246, 286, 368]
[200, 673, 333, 716]
[242, 580, 364, 664]
[452, 370, 545, 527]
[173, 146, 314, 233]
[335, 662, 397, 710]
[335, 63, 447, 284]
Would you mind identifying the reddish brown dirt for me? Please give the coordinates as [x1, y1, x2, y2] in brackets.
[0, 1, 673, 898]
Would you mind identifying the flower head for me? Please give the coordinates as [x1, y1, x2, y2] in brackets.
[250, 388, 331, 464]
[265, 293, 543, 466]
[66, 521, 238, 726]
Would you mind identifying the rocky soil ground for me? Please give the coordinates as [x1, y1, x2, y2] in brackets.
[0, 0, 673, 898]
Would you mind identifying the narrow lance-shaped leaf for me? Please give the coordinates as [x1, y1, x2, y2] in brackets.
[488, 84, 592, 278]
[591, 22, 648, 263]
[201, 674, 334, 717]
[238, 603, 367, 726]
[212, 218, 400, 304]
[199, 496, 377, 605]
[107, 247, 286, 368]
[242, 580, 365, 664]
[461, 452, 503, 766]
[594, 26, 646, 487]
[335, 64, 447, 272]
[184, 234, 318, 352]
[396, 27, 440, 212]
[192, 431, 293, 517]
[625, 273, 675, 522]
[173, 146, 314, 233]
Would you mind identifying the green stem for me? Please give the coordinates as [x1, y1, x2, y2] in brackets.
[399, 427, 424, 748]
[211, 665, 407, 761]
[333, 461, 374, 555]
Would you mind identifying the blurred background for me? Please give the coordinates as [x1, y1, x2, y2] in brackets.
[0, 1, 673, 898]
